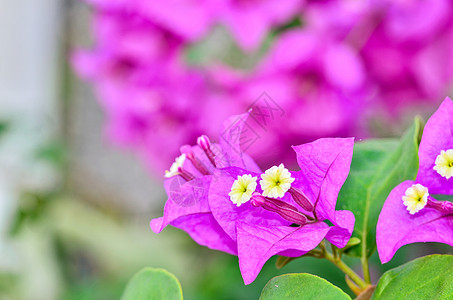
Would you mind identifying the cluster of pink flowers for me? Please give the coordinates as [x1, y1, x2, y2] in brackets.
[150, 97, 453, 284]
[152, 112, 355, 284]
[73, 0, 453, 176]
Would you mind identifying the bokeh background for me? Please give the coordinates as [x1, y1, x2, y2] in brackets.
[1, 0, 452, 299]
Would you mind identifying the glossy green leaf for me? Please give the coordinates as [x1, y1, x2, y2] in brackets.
[337, 118, 422, 257]
[121, 268, 183, 300]
[372, 255, 453, 299]
[259, 273, 351, 300]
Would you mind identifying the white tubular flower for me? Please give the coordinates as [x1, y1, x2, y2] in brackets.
[433, 149, 453, 179]
[260, 163, 295, 198]
[229, 174, 258, 207]
[402, 184, 429, 215]
[165, 154, 186, 178]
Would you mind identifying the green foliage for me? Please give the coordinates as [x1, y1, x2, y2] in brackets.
[35, 140, 67, 168]
[9, 191, 58, 236]
[192, 253, 355, 300]
[259, 273, 351, 300]
[121, 268, 183, 300]
[337, 118, 423, 258]
[372, 255, 453, 299]
[0, 120, 9, 139]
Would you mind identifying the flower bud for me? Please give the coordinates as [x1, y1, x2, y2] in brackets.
[197, 135, 217, 167]
[197, 135, 211, 151]
[180, 145, 210, 175]
[289, 187, 314, 212]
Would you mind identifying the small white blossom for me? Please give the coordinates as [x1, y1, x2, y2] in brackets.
[402, 184, 429, 215]
[433, 149, 453, 179]
[165, 154, 186, 178]
[229, 174, 258, 207]
[260, 163, 294, 198]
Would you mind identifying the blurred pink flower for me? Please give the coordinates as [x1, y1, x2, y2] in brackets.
[136, 0, 216, 41]
[73, 0, 453, 177]
[216, 0, 304, 52]
[305, 0, 453, 115]
[362, 0, 453, 113]
[237, 29, 368, 166]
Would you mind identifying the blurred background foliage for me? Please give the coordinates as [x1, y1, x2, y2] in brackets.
[1, 0, 453, 299]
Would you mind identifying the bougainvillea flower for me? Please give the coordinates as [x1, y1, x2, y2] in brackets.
[236, 29, 368, 166]
[360, 0, 453, 114]
[209, 138, 355, 284]
[217, 0, 303, 52]
[377, 97, 453, 263]
[137, 0, 216, 41]
[150, 113, 261, 254]
[305, 0, 453, 116]
[75, 0, 453, 179]
[377, 181, 453, 263]
[417, 97, 453, 194]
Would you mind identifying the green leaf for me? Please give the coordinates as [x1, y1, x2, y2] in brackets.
[121, 268, 183, 300]
[339, 237, 361, 254]
[259, 273, 351, 300]
[372, 255, 453, 299]
[337, 117, 423, 257]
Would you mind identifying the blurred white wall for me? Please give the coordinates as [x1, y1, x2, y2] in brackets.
[0, 0, 62, 237]
[68, 1, 165, 216]
[0, 0, 63, 205]
[0, 1, 63, 299]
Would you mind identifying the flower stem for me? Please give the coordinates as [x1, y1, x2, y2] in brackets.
[361, 255, 371, 284]
[331, 243, 338, 260]
[319, 241, 368, 290]
[324, 251, 368, 289]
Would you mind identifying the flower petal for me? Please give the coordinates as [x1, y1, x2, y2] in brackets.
[260, 29, 320, 72]
[171, 213, 237, 255]
[417, 97, 453, 194]
[322, 43, 365, 90]
[222, 8, 269, 52]
[209, 167, 289, 241]
[217, 112, 262, 172]
[325, 210, 355, 248]
[150, 176, 212, 233]
[236, 222, 330, 285]
[292, 138, 354, 220]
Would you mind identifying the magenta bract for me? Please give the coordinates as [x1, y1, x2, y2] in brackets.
[209, 138, 355, 284]
[377, 97, 453, 263]
[417, 97, 453, 194]
[150, 112, 260, 255]
[377, 181, 453, 263]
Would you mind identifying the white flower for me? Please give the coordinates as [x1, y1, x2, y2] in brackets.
[433, 149, 453, 179]
[402, 184, 429, 215]
[229, 174, 258, 207]
[260, 163, 294, 198]
[164, 154, 186, 178]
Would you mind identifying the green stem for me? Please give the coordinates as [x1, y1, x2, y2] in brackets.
[319, 241, 368, 290]
[324, 251, 368, 289]
[331, 243, 339, 261]
[361, 255, 371, 284]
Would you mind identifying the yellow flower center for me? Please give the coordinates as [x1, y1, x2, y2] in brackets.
[433, 149, 453, 179]
[402, 184, 429, 215]
[260, 163, 295, 198]
[229, 174, 258, 207]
